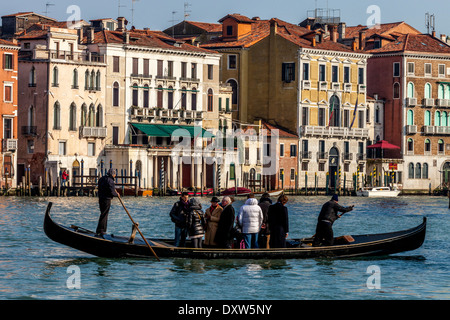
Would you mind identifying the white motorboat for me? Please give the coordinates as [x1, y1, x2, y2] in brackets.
[356, 187, 400, 197]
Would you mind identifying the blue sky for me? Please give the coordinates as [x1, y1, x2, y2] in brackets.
[2, 0, 450, 36]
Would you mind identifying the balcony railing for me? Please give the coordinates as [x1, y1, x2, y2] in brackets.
[343, 152, 353, 161]
[405, 125, 417, 134]
[406, 97, 417, 107]
[80, 127, 107, 139]
[49, 50, 105, 64]
[130, 107, 204, 123]
[423, 98, 434, 107]
[300, 151, 312, 160]
[356, 153, 366, 161]
[2, 139, 17, 152]
[316, 151, 328, 161]
[436, 99, 449, 108]
[301, 126, 369, 139]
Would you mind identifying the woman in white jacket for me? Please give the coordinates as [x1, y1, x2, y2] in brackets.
[237, 197, 263, 249]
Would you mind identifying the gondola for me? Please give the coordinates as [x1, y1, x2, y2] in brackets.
[43, 202, 426, 259]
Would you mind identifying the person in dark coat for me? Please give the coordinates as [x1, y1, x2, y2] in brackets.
[268, 195, 289, 248]
[312, 194, 354, 246]
[214, 196, 235, 248]
[258, 193, 272, 248]
[96, 169, 119, 236]
[186, 198, 206, 248]
[169, 192, 190, 247]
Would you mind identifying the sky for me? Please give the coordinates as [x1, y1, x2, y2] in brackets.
[2, 0, 450, 36]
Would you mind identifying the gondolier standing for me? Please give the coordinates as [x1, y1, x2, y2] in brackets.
[313, 194, 354, 246]
[96, 169, 119, 236]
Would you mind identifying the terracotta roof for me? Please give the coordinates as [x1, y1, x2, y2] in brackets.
[0, 39, 19, 47]
[260, 120, 298, 138]
[219, 14, 255, 24]
[185, 21, 222, 33]
[367, 33, 450, 54]
[1, 11, 57, 21]
[344, 22, 420, 40]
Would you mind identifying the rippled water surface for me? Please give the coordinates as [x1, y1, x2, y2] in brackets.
[0, 195, 448, 300]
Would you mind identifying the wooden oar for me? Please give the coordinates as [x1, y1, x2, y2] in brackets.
[117, 194, 160, 261]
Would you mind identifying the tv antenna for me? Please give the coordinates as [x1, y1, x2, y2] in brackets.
[118, 0, 126, 17]
[425, 12, 435, 34]
[184, 2, 191, 20]
[44, 2, 55, 16]
[131, 0, 140, 26]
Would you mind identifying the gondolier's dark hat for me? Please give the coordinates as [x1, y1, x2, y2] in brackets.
[107, 168, 116, 176]
[331, 194, 339, 202]
[210, 196, 220, 203]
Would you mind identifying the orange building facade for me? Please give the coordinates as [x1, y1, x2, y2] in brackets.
[0, 39, 19, 188]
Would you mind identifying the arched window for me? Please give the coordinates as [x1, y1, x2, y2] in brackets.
[28, 105, 35, 127]
[90, 70, 95, 90]
[408, 163, 414, 179]
[425, 110, 431, 126]
[207, 88, 213, 112]
[85, 70, 90, 90]
[446, 85, 450, 100]
[407, 82, 414, 98]
[157, 85, 163, 108]
[425, 83, 432, 99]
[407, 138, 414, 152]
[52, 66, 59, 87]
[132, 83, 139, 106]
[191, 87, 197, 111]
[226, 79, 238, 105]
[143, 84, 149, 108]
[439, 139, 445, 153]
[425, 139, 431, 152]
[393, 82, 400, 99]
[29, 66, 36, 87]
[69, 103, 77, 131]
[53, 101, 61, 129]
[435, 111, 441, 126]
[442, 111, 448, 127]
[423, 163, 429, 179]
[81, 103, 87, 126]
[181, 87, 187, 109]
[95, 70, 101, 90]
[438, 84, 445, 99]
[96, 104, 103, 127]
[407, 110, 414, 126]
[415, 163, 421, 179]
[168, 86, 174, 109]
[72, 69, 78, 88]
[88, 104, 95, 127]
[113, 82, 119, 107]
[329, 94, 340, 127]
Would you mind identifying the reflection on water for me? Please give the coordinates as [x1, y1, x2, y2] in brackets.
[0, 195, 448, 300]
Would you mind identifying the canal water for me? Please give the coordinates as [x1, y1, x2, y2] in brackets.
[0, 195, 448, 300]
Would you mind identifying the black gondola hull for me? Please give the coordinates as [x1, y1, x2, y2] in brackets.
[43, 202, 426, 259]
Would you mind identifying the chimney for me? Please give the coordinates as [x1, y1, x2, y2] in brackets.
[330, 25, 338, 42]
[117, 17, 127, 32]
[312, 36, 316, 47]
[441, 34, 447, 42]
[306, 24, 311, 30]
[270, 19, 278, 36]
[359, 29, 366, 50]
[432, 30, 436, 38]
[87, 27, 94, 44]
[352, 38, 357, 51]
[123, 31, 129, 44]
[338, 22, 346, 41]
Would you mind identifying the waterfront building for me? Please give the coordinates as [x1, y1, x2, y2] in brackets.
[1, 12, 57, 40]
[16, 23, 107, 185]
[0, 39, 19, 188]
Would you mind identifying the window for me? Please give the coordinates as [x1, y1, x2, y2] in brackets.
[132, 58, 139, 75]
[439, 64, 445, 77]
[425, 139, 431, 152]
[52, 66, 58, 87]
[290, 169, 295, 181]
[157, 60, 163, 77]
[53, 102, 61, 129]
[207, 88, 213, 112]
[88, 142, 95, 156]
[264, 143, 270, 157]
[4, 83, 12, 102]
[113, 56, 120, 73]
[3, 53, 13, 70]
[343, 109, 350, 127]
[407, 110, 414, 126]
[69, 103, 77, 131]
[27, 140, 34, 154]
[29, 67, 36, 87]
[393, 62, 400, 77]
[358, 110, 364, 129]
[425, 83, 432, 99]
[191, 88, 197, 111]
[191, 63, 197, 79]
[435, 111, 441, 126]
[302, 107, 308, 125]
[96, 105, 103, 127]
[415, 163, 421, 179]
[81, 104, 87, 126]
[72, 69, 78, 89]
[181, 62, 187, 78]
[168, 87, 174, 109]
[408, 163, 414, 179]
[279, 144, 284, 157]
[282, 62, 295, 83]
[226, 25, 233, 36]
[3, 118, 12, 139]
[88, 104, 95, 127]
[208, 64, 213, 80]
[303, 63, 309, 80]
[423, 163, 429, 179]
[95, 70, 101, 90]
[143, 85, 149, 108]
[439, 139, 445, 153]
[143, 59, 149, 77]
[425, 110, 431, 126]
[113, 82, 119, 107]
[319, 64, 326, 81]
[132, 83, 139, 106]
[85, 70, 89, 90]
[425, 63, 432, 76]
[407, 82, 414, 98]
[407, 138, 414, 152]
[168, 61, 174, 78]
[157, 86, 163, 108]
[290, 144, 297, 157]
[229, 163, 236, 180]
[358, 67, 364, 84]
[343, 66, 350, 83]
[181, 87, 187, 109]
[332, 65, 338, 83]
[438, 84, 445, 99]
[375, 107, 380, 123]
[318, 108, 325, 126]
[407, 62, 415, 75]
[59, 141, 66, 156]
[329, 95, 340, 127]
[393, 82, 400, 99]
[227, 79, 238, 105]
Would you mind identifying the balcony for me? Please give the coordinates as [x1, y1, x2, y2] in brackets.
[301, 125, 369, 139]
[2, 139, 17, 152]
[434, 126, 450, 135]
[319, 81, 328, 91]
[344, 83, 352, 93]
[423, 126, 435, 134]
[300, 151, 312, 160]
[406, 98, 417, 107]
[21, 126, 37, 136]
[405, 125, 417, 134]
[80, 127, 107, 139]
[316, 151, 328, 161]
[436, 99, 449, 108]
[343, 152, 353, 161]
[130, 107, 204, 124]
[358, 84, 366, 93]
[49, 50, 105, 64]
[331, 82, 340, 90]
[356, 153, 366, 162]
[423, 98, 434, 107]
[302, 80, 311, 90]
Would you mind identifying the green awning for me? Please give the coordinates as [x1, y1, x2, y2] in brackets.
[131, 123, 214, 138]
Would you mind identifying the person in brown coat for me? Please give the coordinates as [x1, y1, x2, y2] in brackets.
[204, 197, 223, 247]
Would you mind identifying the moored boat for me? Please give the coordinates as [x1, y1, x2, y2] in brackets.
[43, 202, 426, 260]
[356, 187, 401, 197]
[220, 187, 283, 197]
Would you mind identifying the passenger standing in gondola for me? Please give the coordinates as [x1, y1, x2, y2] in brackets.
[96, 169, 119, 236]
[214, 196, 235, 248]
[268, 195, 289, 248]
[258, 193, 272, 248]
[169, 191, 190, 247]
[237, 194, 263, 249]
[312, 194, 354, 246]
[204, 196, 223, 247]
[186, 198, 206, 248]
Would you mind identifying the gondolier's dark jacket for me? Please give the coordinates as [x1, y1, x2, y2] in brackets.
[317, 200, 353, 225]
[98, 175, 118, 199]
[169, 198, 189, 228]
